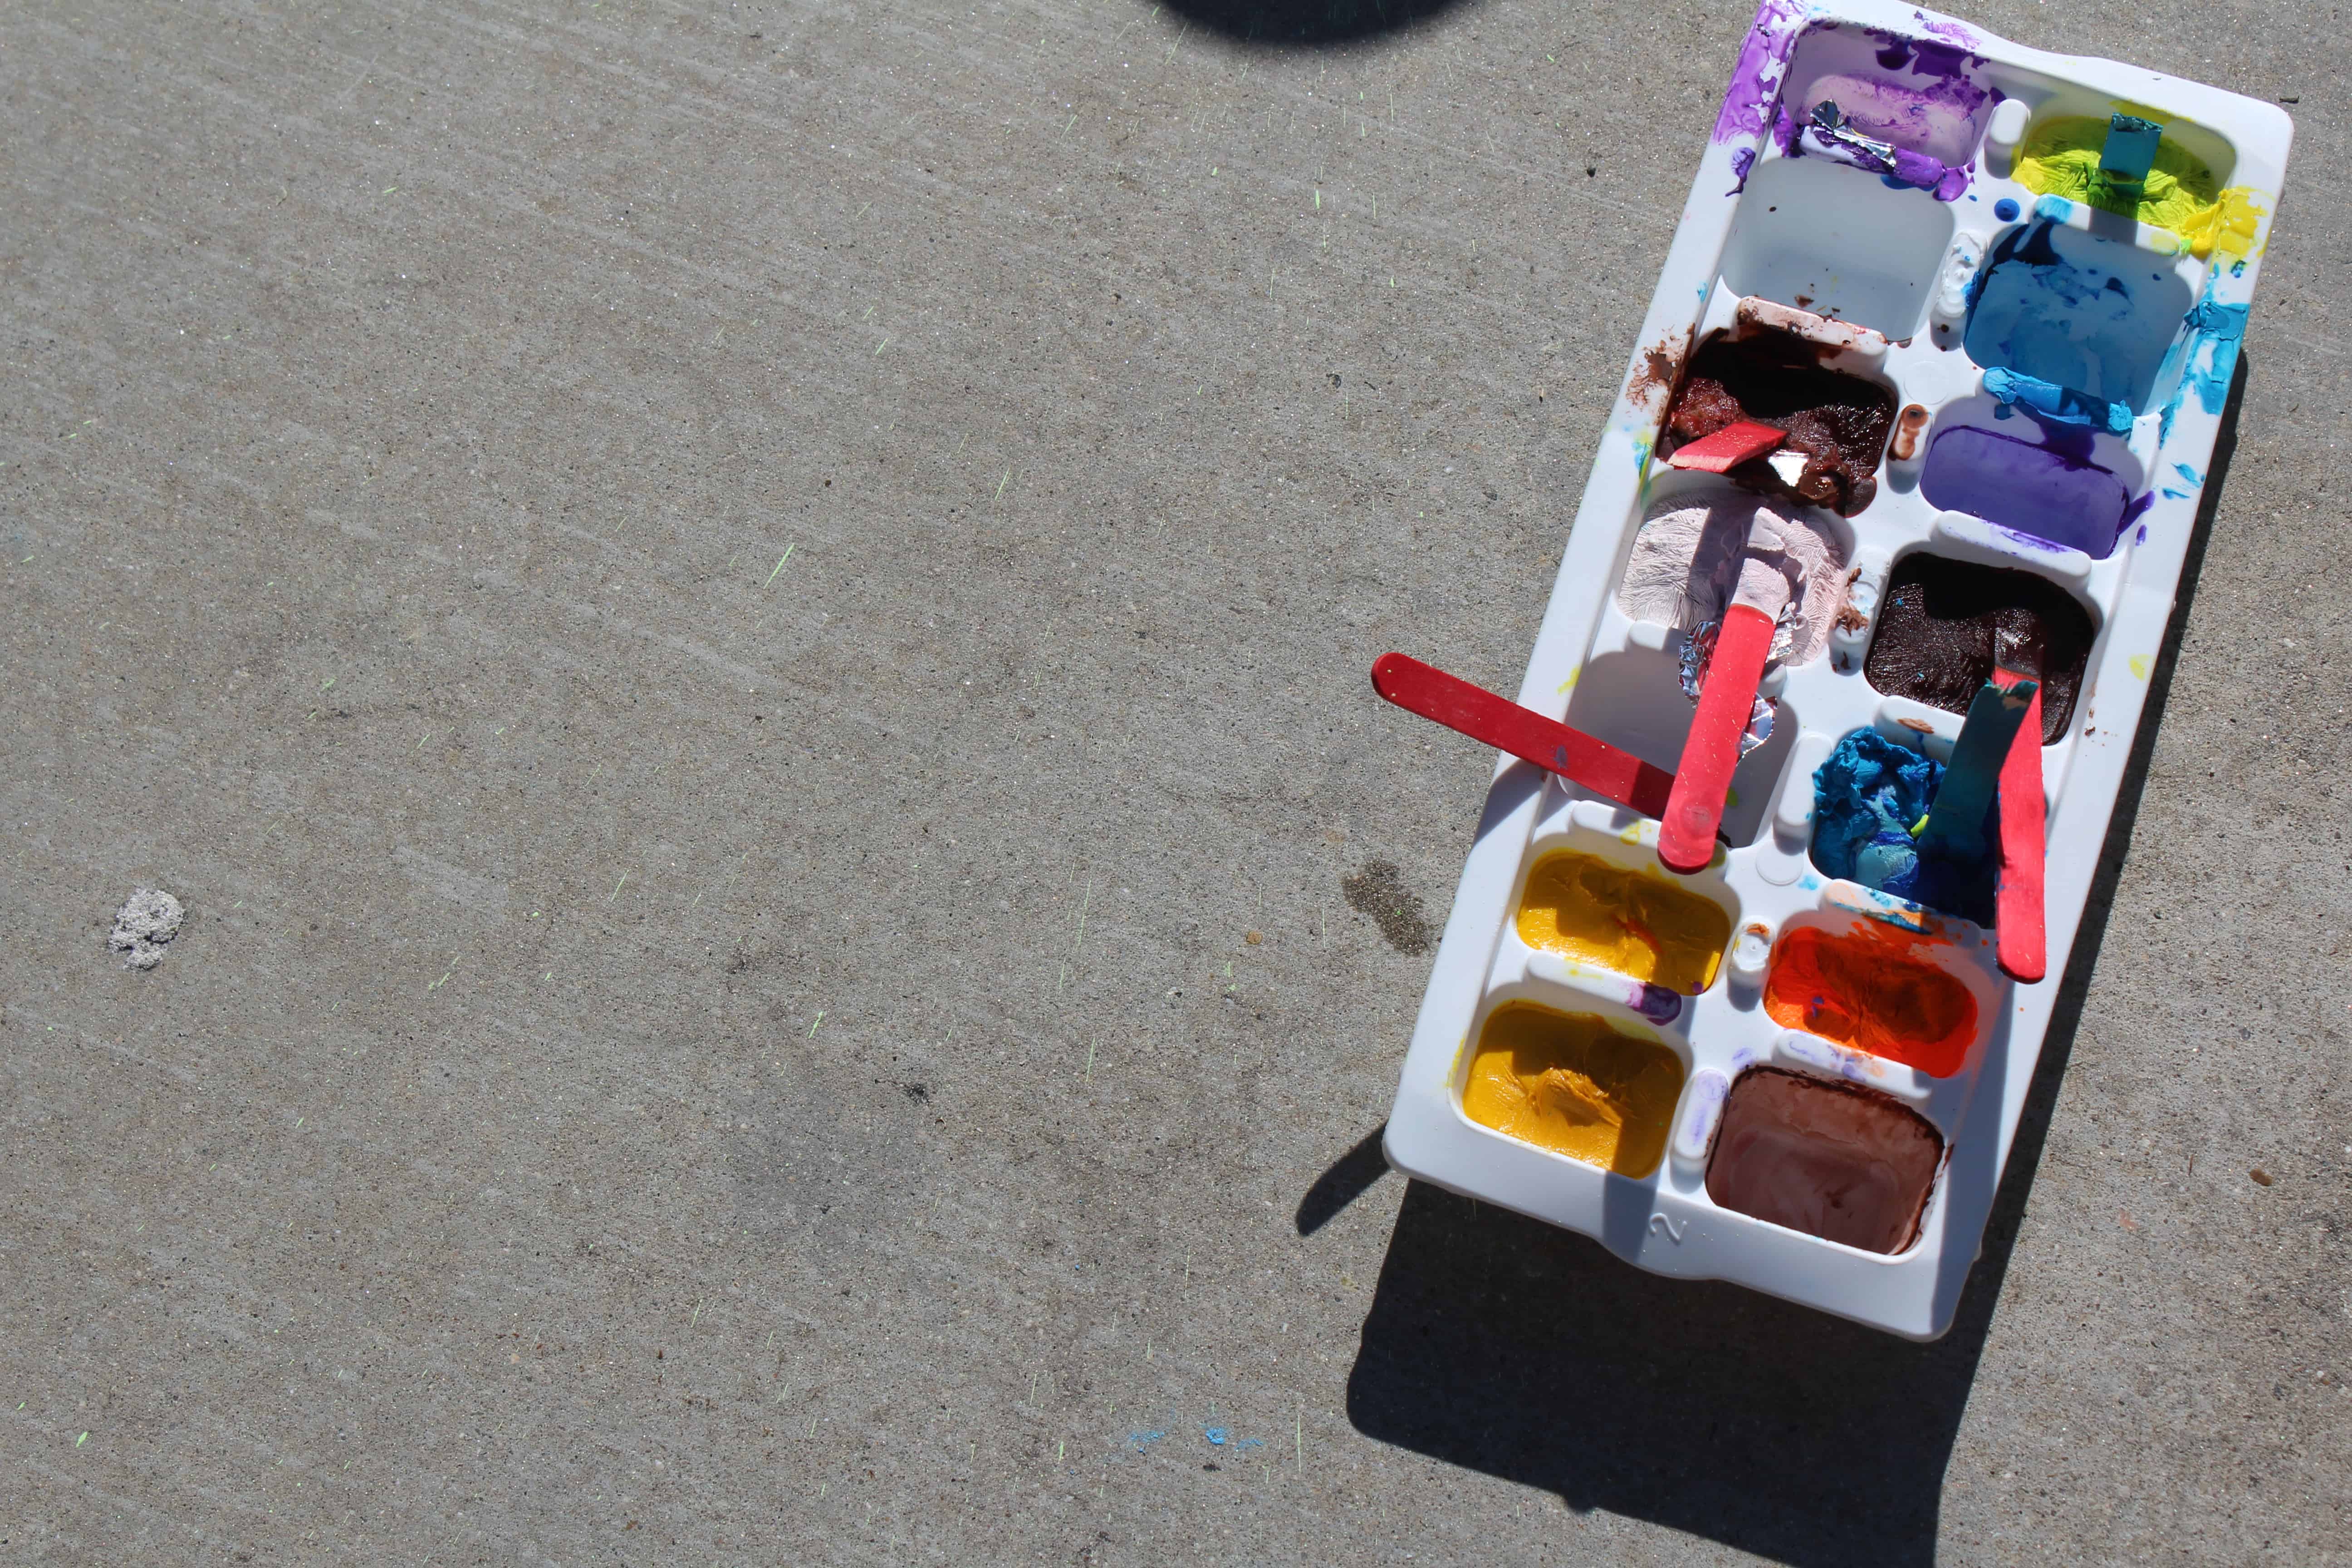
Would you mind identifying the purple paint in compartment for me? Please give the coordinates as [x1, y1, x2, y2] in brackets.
[1771, 21, 1996, 198]
[1920, 423, 2132, 558]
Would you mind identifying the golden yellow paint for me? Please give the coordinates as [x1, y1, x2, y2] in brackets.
[2179, 185, 2265, 260]
[1516, 850, 1732, 994]
[1460, 1004, 1685, 1177]
[2014, 116, 2265, 258]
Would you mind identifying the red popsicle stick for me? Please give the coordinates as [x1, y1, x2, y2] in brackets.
[1992, 672, 2047, 982]
[1370, 652, 1676, 820]
[1655, 602, 1774, 874]
[1666, 420, 1785, 473]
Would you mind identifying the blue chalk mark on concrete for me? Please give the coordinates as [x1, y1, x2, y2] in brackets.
[1204, 1427, 1263, 1448]
[1129, 1429, 1167, 1450]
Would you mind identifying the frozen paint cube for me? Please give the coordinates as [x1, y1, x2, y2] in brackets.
[2099, 113, 2164, 182]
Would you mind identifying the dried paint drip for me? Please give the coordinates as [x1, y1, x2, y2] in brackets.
[1705, 1068, 1944, 1254]
[1461, 1004, 1685, 1178]
[1763, 923, 1977, 1078]
[1662, 331, 1894, 514]
[1515, 850, 1732, 994]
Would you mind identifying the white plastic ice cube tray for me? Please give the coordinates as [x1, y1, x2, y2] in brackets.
[1380, 0, 2292, 1338]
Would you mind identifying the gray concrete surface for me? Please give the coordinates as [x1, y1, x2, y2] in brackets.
[2, 0, 2346, 1560]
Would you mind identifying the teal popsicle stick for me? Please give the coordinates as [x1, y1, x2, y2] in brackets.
[1918, 679, 2038, 862]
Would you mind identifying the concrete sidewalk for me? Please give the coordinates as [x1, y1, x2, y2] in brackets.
[2, 0, 2344, 1561]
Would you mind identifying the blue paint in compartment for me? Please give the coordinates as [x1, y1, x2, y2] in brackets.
[1965, 216, 2194, 416]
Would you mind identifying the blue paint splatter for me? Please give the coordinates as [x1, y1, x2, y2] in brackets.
[1994, 524, 2068, 553]
[2173, 462, 2202, 487]
[2179, 294, 2249, 415]
[1994, 197, 2019, 221]
[1981, 368, 2133, 434]
[2154, 277, 2250, 443]
[2032, 193, 2074, 224]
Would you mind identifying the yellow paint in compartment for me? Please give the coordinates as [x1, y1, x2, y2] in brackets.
[1516, 849, 1732, 994]
[2014, 115, 2265, 258]
[1461, 1003, 1684, 1177]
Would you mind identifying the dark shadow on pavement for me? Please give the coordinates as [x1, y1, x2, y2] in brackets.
[1296, 1125, 1391, 1235]
[1335, 357, 2248, 1567]
[1156, 0, 1480, 47]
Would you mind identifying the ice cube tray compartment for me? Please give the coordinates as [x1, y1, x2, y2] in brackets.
[1918, 403, 2146, 559]
[1717, 158, 1959, 342]
[1963, 217, 2200, 417]
[1382, 0, 2289, 1338]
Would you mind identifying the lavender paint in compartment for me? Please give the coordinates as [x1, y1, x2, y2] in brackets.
[1920, 421, 2137, 557]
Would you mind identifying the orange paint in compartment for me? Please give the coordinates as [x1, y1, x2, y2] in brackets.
[1762, 922, 1978, 1077]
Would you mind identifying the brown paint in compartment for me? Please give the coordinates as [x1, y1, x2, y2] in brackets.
[1660, 328, 1896, 514]
[1862, 553, 2098, 744]
[1706, 1067, 1945, 1255]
